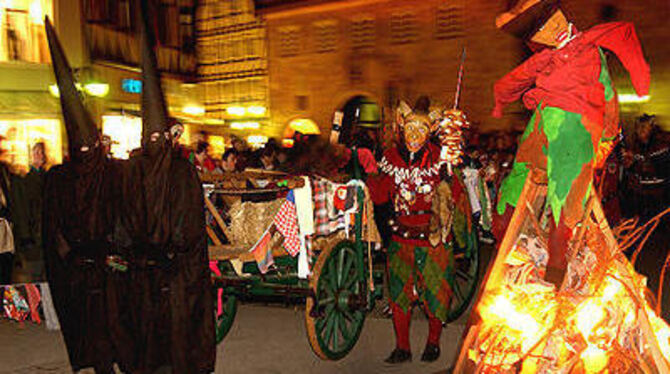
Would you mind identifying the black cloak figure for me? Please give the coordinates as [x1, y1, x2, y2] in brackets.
[118, 2, 215, 372]
[42, 18, 133, 374]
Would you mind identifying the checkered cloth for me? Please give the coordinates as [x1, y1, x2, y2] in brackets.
[312, 179, 330, 236]
[273, 191, 301, 257]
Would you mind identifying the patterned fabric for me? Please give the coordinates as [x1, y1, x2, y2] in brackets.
[497, 105, 594, 225]
[273, 191, 301, 256]
[312, 179, 329, 236]
[387, 240, 454, 322]
[249, 228, 274, 273]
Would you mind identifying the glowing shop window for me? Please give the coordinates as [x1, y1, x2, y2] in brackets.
[102, 115, 142, 160]
[0, 118, 62, 172]
[208, 135, 226, 157]
[0, 0, 54, 63]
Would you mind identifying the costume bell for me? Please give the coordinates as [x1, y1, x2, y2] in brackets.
[491, 0, 650, 285]
[369, 97, 468, 363]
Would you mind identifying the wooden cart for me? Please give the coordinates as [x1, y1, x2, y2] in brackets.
[203, 169, 479, 360]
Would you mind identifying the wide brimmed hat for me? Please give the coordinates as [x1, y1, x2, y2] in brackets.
[496, 0, 560, 40]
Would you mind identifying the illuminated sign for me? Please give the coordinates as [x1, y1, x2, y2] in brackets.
[121, 79, 142, 94]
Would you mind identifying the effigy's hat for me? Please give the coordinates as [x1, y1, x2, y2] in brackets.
[496, 0, 560, 40]
[138, 0, 169, 145]
[45, 17, 99, 152]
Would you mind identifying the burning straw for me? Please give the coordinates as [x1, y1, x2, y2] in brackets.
[459, 202, 670, 373]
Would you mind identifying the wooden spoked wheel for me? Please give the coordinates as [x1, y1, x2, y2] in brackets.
[306, 241, 367, 360]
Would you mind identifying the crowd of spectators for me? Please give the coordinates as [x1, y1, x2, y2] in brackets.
[0, 113, 666, 284]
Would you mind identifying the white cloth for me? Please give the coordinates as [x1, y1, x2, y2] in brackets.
[463, 167, 482, 215]
[38, 282, 60, 330]
[294, 177, 314, 278]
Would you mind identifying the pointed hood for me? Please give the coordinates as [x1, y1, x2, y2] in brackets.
[45, 17, 98, 152]
[139, 0, 170, 145]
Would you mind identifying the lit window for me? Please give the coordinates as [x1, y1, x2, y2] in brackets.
[390, 11, 418, 45]
[0, 118, 62, 172]
[102, 115, 141, 160]
[0, 0, 54, 63]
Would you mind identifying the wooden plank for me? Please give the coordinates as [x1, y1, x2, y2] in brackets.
[454, 170, 545, 373]
[590, 195, 670, 373]
[204, 194, 228, 233]
[206, 226, 222, 246]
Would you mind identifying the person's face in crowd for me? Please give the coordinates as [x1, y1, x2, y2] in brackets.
[222, 153, 237, 172]
[496, 137, 506, 150]
[277, 151, 287, 164]
[170, 124, 184, 146]
[529, 10, 570, 47]
[196, 146, 209, 164]
[31, 144, 46, 169]
[403, 116, 431, 153]
[232, 139, 245, 152]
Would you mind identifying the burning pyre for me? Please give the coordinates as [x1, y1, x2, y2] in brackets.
[460, 207, 670, 373]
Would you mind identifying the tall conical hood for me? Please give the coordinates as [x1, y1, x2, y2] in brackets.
[139, 0, 169, 144]
[45, 17, 98, 152]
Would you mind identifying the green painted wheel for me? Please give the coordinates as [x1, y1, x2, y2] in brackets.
[306, 241, 367, 360]
[446, 229, 480, 322]
[215, 290, 237, 344]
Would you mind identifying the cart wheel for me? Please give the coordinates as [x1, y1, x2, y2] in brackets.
[215, 290, 237, 344]
[306, 240, 366, 360]
[446, 233, 480, 322]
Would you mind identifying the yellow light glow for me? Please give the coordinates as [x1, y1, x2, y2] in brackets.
[282, 138, 294, 148]
[574, 299, 606, 340]
[0, 119, 62, 172]
[48, 84, 60, 98]
[581, 344, 608, 374]
[83, 83, 109, 97]
[182, 105, 205, 116]
[247, 105, 267, 116]
[618, 94, 650, 103]
[230, 121, 260, 130]
[226, 106, 246, 116]
[647, 306, 670, 362]
[288, 118, 320, 135]
[29, 0, 43, 24]
[208, 135, 226, 156]
[247, 135, 268, 148]
[102, 115, 142, 159]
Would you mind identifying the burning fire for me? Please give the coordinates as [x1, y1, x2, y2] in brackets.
[465, 231, 670, 373]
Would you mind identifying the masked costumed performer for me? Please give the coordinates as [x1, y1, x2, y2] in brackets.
[118, 1, 215, 372]
[491, 0, 650, 285]
[369, 97, 467, 363]
[42, 18, 132, 374]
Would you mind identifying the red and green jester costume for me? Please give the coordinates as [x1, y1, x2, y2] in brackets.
[370, 138, 472, 362]
[493, 5, 650, 280]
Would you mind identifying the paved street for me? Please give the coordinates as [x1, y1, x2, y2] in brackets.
[0, 303, 467, 374]
[3, 222, 669, 374]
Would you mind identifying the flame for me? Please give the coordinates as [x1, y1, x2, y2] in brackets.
[581, 344, 608, 373]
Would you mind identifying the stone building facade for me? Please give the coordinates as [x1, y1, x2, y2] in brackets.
[256, 0, 670, 138]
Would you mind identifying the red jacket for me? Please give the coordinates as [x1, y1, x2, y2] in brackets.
[368, 143, 443, 246]
[492, 22, 649, 140]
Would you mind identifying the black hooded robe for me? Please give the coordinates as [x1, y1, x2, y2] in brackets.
[120, 146, 215, 374]
[43, 150, 134, 373]
[119, 2, 215, 372]
[42, 17, 133, 373]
